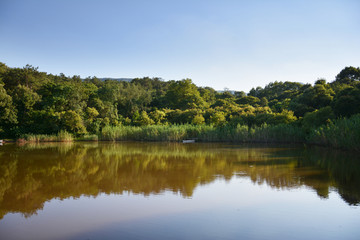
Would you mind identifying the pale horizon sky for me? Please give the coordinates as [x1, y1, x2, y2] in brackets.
[1, 0, 359, 92]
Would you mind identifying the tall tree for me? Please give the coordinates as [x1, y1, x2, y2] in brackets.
[165, 79, 206, 109]
[0, 84, 17, 136]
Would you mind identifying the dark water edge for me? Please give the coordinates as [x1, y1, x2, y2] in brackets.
[5, 139, 360, 156]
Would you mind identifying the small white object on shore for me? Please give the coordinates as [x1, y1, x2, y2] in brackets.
[182, 140, 195, 143]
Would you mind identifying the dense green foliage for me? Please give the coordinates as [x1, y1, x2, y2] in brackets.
[308, 114, 360, 151]
[0, 62, 359, 149]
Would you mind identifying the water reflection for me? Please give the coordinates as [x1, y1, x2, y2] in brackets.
[0, 142, 359, 219]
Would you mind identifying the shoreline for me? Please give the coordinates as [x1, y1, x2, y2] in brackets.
[2, 138, 357, 153]
[2, 116, 359, 152]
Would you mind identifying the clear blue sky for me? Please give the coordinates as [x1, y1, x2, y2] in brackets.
[1, 0, 359, 92]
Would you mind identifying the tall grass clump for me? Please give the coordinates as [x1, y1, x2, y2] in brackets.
[196, 125, 249, 142]
[197, 124, 305, 143]
[100, 124, 218, 142]
[308, 114, 360, 151]
[100, 125, 189, 141]
[21, 134, 58, 142]
[21, 130, 73, 142]
[56, 130, 73, 142]
[249, 124, 305, 143]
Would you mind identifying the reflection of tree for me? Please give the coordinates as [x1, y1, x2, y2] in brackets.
[0, 143, 359, 219]
[301, 148, 360, 205]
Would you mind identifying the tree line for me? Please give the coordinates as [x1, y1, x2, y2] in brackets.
[0, 62, 359, 138]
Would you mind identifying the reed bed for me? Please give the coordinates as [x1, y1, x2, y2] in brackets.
[17, 115, 360, 151]
[21, 130, 73, 142]
[308, 114, 360, 151]
[100, 124, 305, 143]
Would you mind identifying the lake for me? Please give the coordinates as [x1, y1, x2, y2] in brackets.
[0, 142, 359, 240]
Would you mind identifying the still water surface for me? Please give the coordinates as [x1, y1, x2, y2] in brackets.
[0, 142, 359, 240]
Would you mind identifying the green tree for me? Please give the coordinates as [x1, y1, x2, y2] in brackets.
[249, 81, 303, 101]
[133, 111, 154, 126]
[0, 62, 9, 75]
[1, 65, 49, 91]
[210, 111, 226, 126]
[332, 86, 360, 117]
[11, 85, 41, 131]
[60, 110, 87, 135]
[149, 110, 166, 125]
[290, 80, 334, 117]
[236, 96, 261, 106]
[192, 114, 205, 125]
[302, 106, 335, 131]
[0, 84, 17, 136]
[335, 66, 360, 84]
[165, 79, 206, 109]
[198, 87, 216, 106]
[39, 81, 87, 113]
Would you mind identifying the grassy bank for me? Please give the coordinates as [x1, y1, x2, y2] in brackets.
[100, 124, 305, 143]
[14, 115, 360, 152]
[16, 124, 305, 143]
[20, 130, 73, 142]
[308, 114, 360, 151]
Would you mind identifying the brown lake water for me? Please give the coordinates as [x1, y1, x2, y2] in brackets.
[0, 142, 359, 240]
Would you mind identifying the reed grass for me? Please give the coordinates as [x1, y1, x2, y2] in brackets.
[308, 114, 360, 151]
[99, 124, 305, 143]
[17, 115, 360, 151]
[21, 130, 73, 142]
